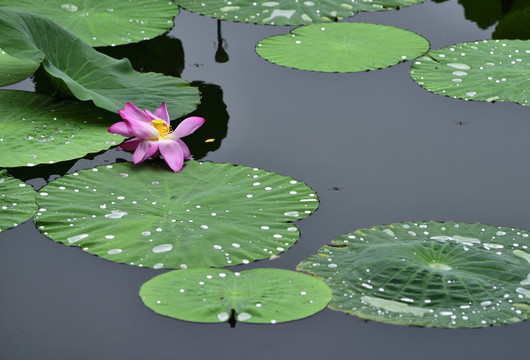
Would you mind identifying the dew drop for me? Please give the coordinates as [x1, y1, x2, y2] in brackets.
[237, 312, 252, 321]
[104, 210, 128, 219]
[284, 211, 299, 217]
[447, 63, 471, 70]
[67, 233, 89, 244]
[218, 312, 229, 321]
[152, 244, 173, 253]
[61, 4, 78, 12]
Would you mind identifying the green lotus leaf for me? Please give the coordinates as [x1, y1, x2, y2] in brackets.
[0, 170, 37, 232]
[0, 0, 178, 47]
[35, 161, 319, 269]
[175, 0, 423, 25]
[410, 39, 530, 106]
[0, 48, 40, 86]
[0, 90, 124, 168]
[297, 221, 530, 328]
[256, 23, 430, 72]
[140, 268, 332, 324]
[0, 7, 199, 118]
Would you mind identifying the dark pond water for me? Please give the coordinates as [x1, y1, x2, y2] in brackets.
[2, 1, 530, 359]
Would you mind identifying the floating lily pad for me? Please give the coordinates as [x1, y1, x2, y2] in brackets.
[0, 90, 124, 168]
[35, 161, 319, 268]
[410, 40, 530, 106]
[256, 23, 430, 72]
[0, 170, 37, 232]
[297, 221, 530, 328]
[0, 7, 199, 118]
[0, 48, 40, 86]
[140, 268, 332, 324]
[0, 0, 178, 47]
[175, 0, 423, 25]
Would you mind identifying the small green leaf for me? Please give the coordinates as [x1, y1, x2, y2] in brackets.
[0, 0, 179, 47]
[0, 170, 37, 232]
[410, 39, 530, 106]
[140, 268, 332, 324]
[0, 7, 199, 118]
[175, 0, 423, 25]
[0, 90, 123, 168]
[256, 23, 429, 72]
[35, 161, 319, 268]
[297, 221, 530, 328]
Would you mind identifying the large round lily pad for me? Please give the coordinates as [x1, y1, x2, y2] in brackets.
[410, 39, 530, 106]
[0, 90, 123, 168]
[0, 0, 179, 47]
[140, 268, 332, 324]
[0, 170, 36, 232]
[297, 221, 530, 328]
[35, 161, 319, 268]
[0, 48, 39, 86]
[256, 23, 430, 72]
[175, 0, 423, 25]
[0, 7, 199, 118]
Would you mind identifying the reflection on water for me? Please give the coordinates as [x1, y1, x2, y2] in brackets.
[215, 20, 229, 63]
[183, 82, 229, 160]
[432, 0, 530, 39]
[7, 158, 78, 184]
[97, 35, 185, 77]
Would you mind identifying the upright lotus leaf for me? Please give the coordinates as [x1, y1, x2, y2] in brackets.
[256, 23, 430, 72]
[410, 40, 530, 106]
[0, 0, 179, 47]
[175, 0, 423, 25]
[140, 268, 332, 324]
[0, 48, 40, 86]
[35, 161, 319, 268]
[0, 7, 199, 118]
[297, 221, 530, 328]
[0, 90, 123, 168]
[0, 170, 37, 232]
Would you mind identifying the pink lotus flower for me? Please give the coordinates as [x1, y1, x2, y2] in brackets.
[109, 102, 205, 172]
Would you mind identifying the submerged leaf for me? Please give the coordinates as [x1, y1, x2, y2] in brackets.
[0, 90, 123, 167]
[0, 170, 37, 232]
[410, 39, 530, 106]
[0, 7, 199, 118]
[256, 23, 429, 72]
[0, 48, 39, 86]
[140, 268, 332, 324]
[35, 161, 319, 268]
[297, 221, 530, 328]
